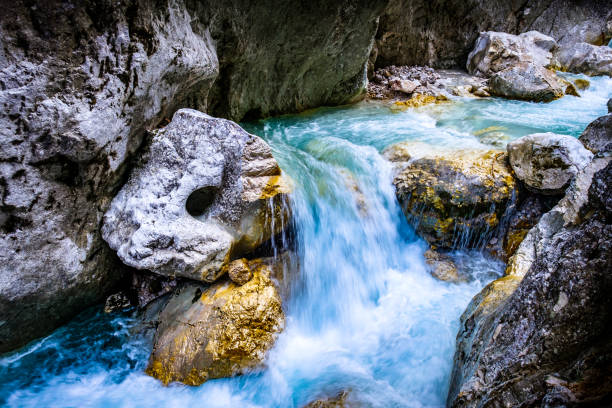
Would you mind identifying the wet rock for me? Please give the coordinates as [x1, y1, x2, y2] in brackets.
[473, 126, 510, 148]
[500, 194, 559, 260]
[146, 258, 284, 385]
[579, 114, 612, 157]
[608, 98, 612, 113]
[573, 78, 591, 90]
[424, 249, 466, 283]
[556, 42, 612, 77]
[102, 109, 291, 283]
[392, 149, 517, 249]
[103, 292, 132, 314]
[448, 159, 612, 408]
[488, 62, 568, 102]
[508, 132, 593, 195]
[227, 258, 253, 285]
[466, 31, 557, 77]
[303, 390, 355, 407]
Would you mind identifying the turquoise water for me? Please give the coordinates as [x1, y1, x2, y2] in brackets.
[1, 74, 610, 407]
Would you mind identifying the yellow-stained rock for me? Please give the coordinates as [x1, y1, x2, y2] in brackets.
[390, 93, 448, 111]
[424, 249, 467, 283]
[146, 260, 284, 386]
[573, 78, 590, 90]
[391, 148, 517, 248]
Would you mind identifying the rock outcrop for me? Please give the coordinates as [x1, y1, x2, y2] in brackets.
[391, 148, 517, 249]
[448, 156, 612, 407]
[146, 258, 284, 385]
[0, 0, 385, 352]
[102, 109, 291, 283]
[579, 114, 612, 157]
[508, 133, 594, 195]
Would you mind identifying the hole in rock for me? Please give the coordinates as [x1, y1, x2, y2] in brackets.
[186, 186, 218, 217]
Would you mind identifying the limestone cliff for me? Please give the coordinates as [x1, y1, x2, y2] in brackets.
[0, 0, 385, 352]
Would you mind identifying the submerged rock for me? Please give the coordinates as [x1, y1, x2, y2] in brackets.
[448, 157, 612, 407]
[392, 149, 517, 249]
[146, 258, 284, 385]
[579, 114, 612, 157]
[466, 31, 557, 77]
[424, 249, 466, 283]
[488, 62, 569, 102]
[508, 133, 593, 195]
[102, 109, 291, 283]
[303, 391, 356, 407]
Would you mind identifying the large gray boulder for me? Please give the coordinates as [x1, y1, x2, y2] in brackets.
[102, 109, 291, 283]
[488, 62, 569, 102]
[579, 114, 612, 157]
[448, 157, 612, 407]
[466, 31, 557, 77]
[508, 133, 594, 195]
[556, 42, 612, 77]
[0, 0, 385, 352]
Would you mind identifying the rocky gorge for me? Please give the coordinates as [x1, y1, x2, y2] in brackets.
[1, 1, 611, 407]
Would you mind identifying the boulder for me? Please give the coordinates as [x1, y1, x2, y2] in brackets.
[448, 158, 612, 407]
[424, 249, 466, 283]
[556, 42, 612, 77]
[579, 114, 612, 157]
[488, 62, 570, 102]
[102, 109, 291, 283]
[573, 78, 590, 90]
[392, 148, 517, 248]
[466, 31, 557, 77]
[508, 133, 594, 195]
[146, 258, 284, 385]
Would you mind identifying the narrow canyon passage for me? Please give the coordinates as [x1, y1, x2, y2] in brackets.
[1, 74, 610, 407]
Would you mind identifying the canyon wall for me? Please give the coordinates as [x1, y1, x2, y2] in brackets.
[375, 0, 612, 69]
[0, 0, 386, 352]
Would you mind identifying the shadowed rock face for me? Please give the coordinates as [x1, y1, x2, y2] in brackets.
[375, 0, 611, 69]
[0, 0, 386, 352]
[448, 159, 612, 408]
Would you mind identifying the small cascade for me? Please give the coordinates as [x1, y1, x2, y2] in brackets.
[1, 74, 610, 408]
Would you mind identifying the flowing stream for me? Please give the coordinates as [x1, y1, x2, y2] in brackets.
[1, 73, 611, 408]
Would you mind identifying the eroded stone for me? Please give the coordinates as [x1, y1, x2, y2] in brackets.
[102, 109, 291, 283]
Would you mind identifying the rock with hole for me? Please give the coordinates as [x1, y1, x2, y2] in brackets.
[102, 109, 291, 283]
